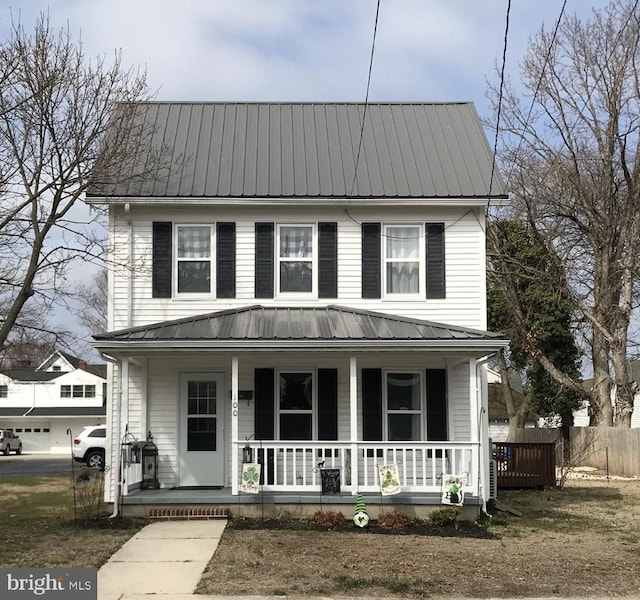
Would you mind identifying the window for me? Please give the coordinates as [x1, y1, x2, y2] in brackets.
[176, 225, 212, 294]
[52, 365, 61, 371]
[0, 385, 7, 398]
[385, 372, 423, 441]
[277, 225, 314, 294]
[61, 384, 95, 399]
[278, 371, 314, 440]
[384, 225, 421, 295]
[362, 222, 445, 299]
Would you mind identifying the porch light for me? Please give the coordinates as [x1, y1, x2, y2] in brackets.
[141, 431, 159, 490]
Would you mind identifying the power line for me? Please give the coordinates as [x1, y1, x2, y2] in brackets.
[349, 0, 381, 197]
[488, 0, 512, 203]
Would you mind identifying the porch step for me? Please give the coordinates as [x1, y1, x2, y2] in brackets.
[148, 507, 229, 520]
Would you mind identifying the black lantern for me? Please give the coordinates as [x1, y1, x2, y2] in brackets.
[242, 444, 253, 464]
[141, 431, 159, 490]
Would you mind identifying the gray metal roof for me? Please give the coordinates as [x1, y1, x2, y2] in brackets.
[87, 102, 506, 200]
[93, 305, 507, 350]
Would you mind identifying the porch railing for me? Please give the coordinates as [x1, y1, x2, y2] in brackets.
[234, 441, 479, 494]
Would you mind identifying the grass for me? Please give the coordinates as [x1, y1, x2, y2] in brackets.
[0, 475, 147, 568]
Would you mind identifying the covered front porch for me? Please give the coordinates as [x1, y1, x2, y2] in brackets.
[95, 305, 508, 514]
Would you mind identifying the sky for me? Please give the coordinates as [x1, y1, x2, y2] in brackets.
[0, 0, 615, 360]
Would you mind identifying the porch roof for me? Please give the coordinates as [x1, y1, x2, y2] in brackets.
[93, 305, 508, 352]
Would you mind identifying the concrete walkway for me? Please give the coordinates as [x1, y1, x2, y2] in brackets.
[97, 520, 227, 600]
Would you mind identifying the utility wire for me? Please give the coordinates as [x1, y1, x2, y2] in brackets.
[488, 0, 512, 204]
[349, 0, 381, 197]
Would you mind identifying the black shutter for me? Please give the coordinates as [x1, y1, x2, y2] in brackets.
[254, 369, 275, 440]
[317, 368, 338, 440]
[216, 222, 236, 298]
[318, 222, 337, 298]
[362, 223, 381, 298]
[426, 369, 448, 441]
[362, 368, 383, 440]
[255, 223, 274, 298]
[152, 222, 172, 298]
[426, 223, 445, 299]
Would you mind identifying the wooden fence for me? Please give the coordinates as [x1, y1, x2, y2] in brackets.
[512, 427, 640, 478]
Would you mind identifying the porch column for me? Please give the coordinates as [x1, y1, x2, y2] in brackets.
[231, 354, 239, 495]
[469, 358, 480, 497]
[349, 355, 358, 491]
[141, 358, 149, 439]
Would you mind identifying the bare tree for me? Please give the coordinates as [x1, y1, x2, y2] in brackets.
[75, 268, 108, 335]
[0, 13, 153, 353]
[488, 0, 640, 427]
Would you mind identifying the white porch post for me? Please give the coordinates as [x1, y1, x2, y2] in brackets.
[469, 358, 480, 495]
[231, 354, 239, 495]
[349, 355, 358, 491]
[478, 361, 490, 505]
[140, 358, 149, 439]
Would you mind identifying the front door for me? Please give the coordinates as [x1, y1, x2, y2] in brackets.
[179, 373, 225, 487]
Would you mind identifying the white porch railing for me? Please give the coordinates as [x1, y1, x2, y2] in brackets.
[234, 441, 479, 494]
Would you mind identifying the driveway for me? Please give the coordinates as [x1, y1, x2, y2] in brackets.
[0, 453, 73, 476]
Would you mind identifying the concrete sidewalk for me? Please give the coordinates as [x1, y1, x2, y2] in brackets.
[97, 520, 227, 600]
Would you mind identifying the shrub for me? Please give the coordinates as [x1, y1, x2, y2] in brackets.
[428, 506, 460, 527]
[311, 510, 345, 529]
[377, 510, 412, 529]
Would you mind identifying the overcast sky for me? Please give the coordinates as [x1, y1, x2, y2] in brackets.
[0, 0, 614, 357]
[1, 0, 613, 120]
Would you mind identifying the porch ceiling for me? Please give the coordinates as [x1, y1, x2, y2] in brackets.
[93, 305, 508, 353]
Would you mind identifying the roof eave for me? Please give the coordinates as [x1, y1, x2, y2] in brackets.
[94, 339, 509, 352]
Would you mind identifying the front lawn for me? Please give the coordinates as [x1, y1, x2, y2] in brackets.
[0, 475, 146, 568]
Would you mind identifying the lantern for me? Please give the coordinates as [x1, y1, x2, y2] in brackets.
[141, 431, 159, 490]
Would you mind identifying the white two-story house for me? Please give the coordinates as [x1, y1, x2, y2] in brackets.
[88, 102, 508, 517]
[0, 350, 106, 453]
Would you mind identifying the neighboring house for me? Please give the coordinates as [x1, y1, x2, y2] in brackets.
[88, 102, 509, 516]
[0, 350, 106, 453]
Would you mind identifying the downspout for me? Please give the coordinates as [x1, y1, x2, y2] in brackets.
[22, 382, 36, 417]
[474, 353, 495, 516]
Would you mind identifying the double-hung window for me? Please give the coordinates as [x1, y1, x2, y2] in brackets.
[385, 372, 423, 441]
[0, 385, 7, 398]
[384, 225, 421, 296]
[278, 371, 314, 440]
[176, 225, 213, 294]
[277, 225, 315, 295]
[61, 384, 95, 399]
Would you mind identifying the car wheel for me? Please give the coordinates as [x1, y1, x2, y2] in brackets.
[3, 445, 9, 456]
[15, 445, 22, 455]
[86, 450, 105, 470]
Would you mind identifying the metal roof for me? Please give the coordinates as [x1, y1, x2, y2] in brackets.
[1, 369, 61, 382]
[87, 102, 507, 200]
[93, 305, 508, 351]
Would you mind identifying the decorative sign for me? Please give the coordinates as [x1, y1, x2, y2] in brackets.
[441, 474, 466, 506]
[320, 468, 341, 494]
[378, 464, 401, 495]
[240, 463, 261, 494]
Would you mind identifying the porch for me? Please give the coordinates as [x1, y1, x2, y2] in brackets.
[119, 439, 482, 517]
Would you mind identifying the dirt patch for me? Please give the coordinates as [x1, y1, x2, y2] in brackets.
[197, 477, 640, 597]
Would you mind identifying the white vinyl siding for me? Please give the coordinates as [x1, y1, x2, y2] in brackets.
[110, 205, 486, 331]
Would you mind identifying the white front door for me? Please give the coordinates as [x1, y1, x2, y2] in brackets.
[179, 373, 225, 487]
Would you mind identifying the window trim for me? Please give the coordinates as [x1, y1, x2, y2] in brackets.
[276, 223, 317, 298]
[61, 384, 95, 399]
[174, 223, 215, 297]
[276, 369, 317, 440]
[382, 224, 424, 298]
[383, 370, 424, 441]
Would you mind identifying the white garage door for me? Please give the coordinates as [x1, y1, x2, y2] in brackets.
[12, 422, 51, 452]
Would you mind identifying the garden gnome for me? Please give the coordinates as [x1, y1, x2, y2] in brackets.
[353, 492, 369, 527]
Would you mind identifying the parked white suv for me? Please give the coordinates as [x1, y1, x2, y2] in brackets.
[73, 425, 106, 469]
[0, 429, 22, 455]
